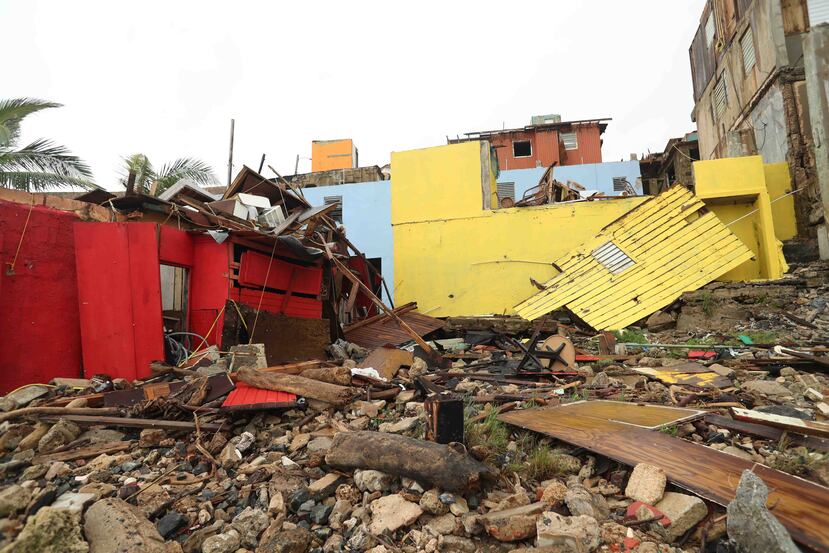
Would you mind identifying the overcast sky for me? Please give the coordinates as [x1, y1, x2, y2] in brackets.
[4, 0, 706, 190]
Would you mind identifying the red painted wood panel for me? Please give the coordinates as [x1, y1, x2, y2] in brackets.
[74, 223, 164, 380]
[126, 224, 164, 378]
[159, 226, 194, 266]
[188, 237, 231, 348]
[0, 202, 83, 392]
[223, 382, 296, 408]
[238, 251, 322, 296]
[74, 223, 138, 380]
[231, 288, 322, 319]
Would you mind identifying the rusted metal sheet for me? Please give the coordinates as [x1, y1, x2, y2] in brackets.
[515, 186, 754, 330]
[499, 404, 829, 553]
[344, 302, 444, 349]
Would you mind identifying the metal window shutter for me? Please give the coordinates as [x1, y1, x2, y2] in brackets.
[591, 242, 635, 274]
[612, 177, 626, 192]
[496, 182, 515, 201]
[740, 30, 756, 72]
[713, 79, 728, 118]
[809, 0, 829, 24]
[561, 132, 578, 150]
[324, 196, 343, 222]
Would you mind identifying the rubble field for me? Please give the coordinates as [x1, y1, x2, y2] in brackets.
[0, 261, 828, 553]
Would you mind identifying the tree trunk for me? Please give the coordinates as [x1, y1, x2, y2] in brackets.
[300, 367, 352, 386]
[325, 431, 494, 492]
[237, 368, 356, 406]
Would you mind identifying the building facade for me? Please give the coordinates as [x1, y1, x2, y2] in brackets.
[448, 116, 608, 171]
[640, 133, 700, 195]
[688, 0, 825, 240]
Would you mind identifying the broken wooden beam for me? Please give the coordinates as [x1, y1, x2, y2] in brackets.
[237, 367, 357, 406]
[32, 440, 135, 464]
[731, 407, 829, 439]
[0, 406, 121, 424]
[705, 414, 829, 453]
[325, 431, 494, 492]
[41, 415, 224, 432]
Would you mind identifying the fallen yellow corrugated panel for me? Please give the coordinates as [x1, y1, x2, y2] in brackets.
[515, 186, 755, 329]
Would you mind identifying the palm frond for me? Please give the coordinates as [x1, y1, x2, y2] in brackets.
[0, 138, 98, 191]
[120, 153, 155, 193]
[154, 157, 218, 195]
[0, 98, 62, 147]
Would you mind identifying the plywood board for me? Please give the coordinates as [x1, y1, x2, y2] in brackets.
[499, 407, 829, 553]
[548, 400, 704, 429]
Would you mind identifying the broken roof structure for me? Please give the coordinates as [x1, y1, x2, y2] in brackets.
[515, 185, 755, 329]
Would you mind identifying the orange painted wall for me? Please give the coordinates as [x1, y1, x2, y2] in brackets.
[312, 139, 356, 172]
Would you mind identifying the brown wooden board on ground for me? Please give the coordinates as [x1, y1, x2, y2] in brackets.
[357, 346, 414, 380]
[41, 415, 224, 432]
[546, 400, 705, 429]
[731, 407, 829, 439]
[222, 301, 330, 365]
[343, 302, 444, 349]
[631, 362, 732, 389]
[705, 414, 829, 453]
[499, 405, 829, 553]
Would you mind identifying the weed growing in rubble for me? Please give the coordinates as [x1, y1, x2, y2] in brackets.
[660, 425, 679, 437]
[524, 445, 577, 481]
[614, 329, 648, 344]
[700, 292, 715, 317]
[769, 448, 825, 476]
[464, 409, 510, 460]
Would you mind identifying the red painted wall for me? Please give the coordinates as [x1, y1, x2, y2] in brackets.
[489, 124, 603, 170]
[0, 201, 83, 392]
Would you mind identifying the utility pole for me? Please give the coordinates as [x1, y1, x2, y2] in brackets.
[227, 118, 235, 186]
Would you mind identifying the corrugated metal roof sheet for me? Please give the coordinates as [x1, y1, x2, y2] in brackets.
[222, 382, 297, 410]
[515, 186, 754, 330]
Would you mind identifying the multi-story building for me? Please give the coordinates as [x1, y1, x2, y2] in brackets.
[688, 0, 828, 246]
[448, 115, 609, 171]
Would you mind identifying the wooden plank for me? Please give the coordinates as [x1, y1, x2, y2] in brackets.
[705, 414, 829, 453]
[499, 407, 829, 553]
[32, 440, 134, 464]
[550, 400, 704, 429]
[126, 224, 165, 379]
[731, 408, 829, 439]
[43, 415, 224, 432]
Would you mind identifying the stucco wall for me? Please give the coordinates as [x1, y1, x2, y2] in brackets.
[392, 142, 646, 316]
[301, 180, 394, 302]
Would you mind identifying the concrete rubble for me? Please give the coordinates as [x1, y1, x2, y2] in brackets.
[0, 261, 827, 552]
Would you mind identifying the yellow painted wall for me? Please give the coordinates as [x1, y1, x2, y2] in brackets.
[391, 141, 646, 316]
[312, 139, 355, 172]
[693, 156, 787, 281]
[764, 163, 798, 241]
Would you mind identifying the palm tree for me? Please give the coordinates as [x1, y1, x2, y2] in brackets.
[121, 154, 218, 196]
[0, 98, 96, 191]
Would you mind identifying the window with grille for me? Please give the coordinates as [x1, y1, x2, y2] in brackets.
[512, 140, 532, 158]
[497, 182, 515, 203]
[324, 195, 342, 223]
[591, 242, 635, 274]
[612, 177, 627, 192]
[740, 28, 756, 74]
[712, 78, 728, 120]
[561, 132, 578, 150]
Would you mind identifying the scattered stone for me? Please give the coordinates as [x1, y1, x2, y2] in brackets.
[0, 506, 88, 553]
[308, 473, 343, 499]
[722, 446, 754, 461]
[654, 492, 708, 542]
[231, 507, 269, 548]
[84, 498, 166, 553]
[368, 494, 423, 534]
[201, 529, 240, 553]
[156, 512, 188, 539]
[139, 429, 168, 447]
[424, 513, 458, 536]
[256, 526, 312, 553]
[354, 469, 394, 492]
[540, 480, 568, 506]
[624, 463, 666, 505]
[0, 485, 32, 517]
[484, 514, 537, 542]
[420, 488, 449, 515]
[742, 380, 793, 398]
[536, 512, 600, 551]
[51, 491, 96, 515]
[727, 470, 800, 553]
[38, 419, 81, 453]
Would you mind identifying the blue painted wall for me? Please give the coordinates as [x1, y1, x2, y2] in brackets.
[498, 160, 643, 200]
[301, 180, 394, 303]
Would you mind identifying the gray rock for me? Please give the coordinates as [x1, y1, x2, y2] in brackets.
[156, 511, 188, 539]
[742, 380, 793, 398]
[0, 506, 88, 553]
[727, 470, 801, 553]
[0, 485, 32, 517]
[310, 503, 333, 525]
[38, 419, 81, 453]
[231, 507, 269, 548]
[536, 511, 600, 551]
[256, 526, 312, 553]
[354, 469, 394, 492]
[201, 529, 240, 553]
[756, 404, 814, 420]
[83, 498, 166, 553]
